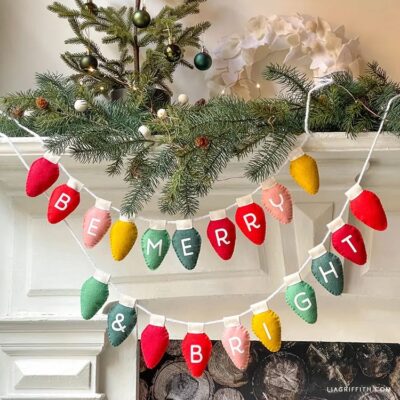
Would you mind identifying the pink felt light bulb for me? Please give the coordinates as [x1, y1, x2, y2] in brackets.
[261, 178, 293, 224]
[83, 198, 112, 248]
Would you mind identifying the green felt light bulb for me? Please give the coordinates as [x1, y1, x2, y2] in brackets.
[172, 220, 201, 270]
[285, 273, 317, 324]
[107, 296, 137, 347]
[80, 270, 110, 320]
[309, 244, 344, 296]
[141, 221, 171, 270]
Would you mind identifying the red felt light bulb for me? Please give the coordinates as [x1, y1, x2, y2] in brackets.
[235, 195, 266, 245]
[47, 178, 83, 224]
[207, 210, 236, 260]
[261, 178, 293, 224]
[327, 217, 367, 265]
[26, 152, 60, 197]
[182, 325, 212, 378]
[141, 315, 170, 369]
[345, 183, 387, 231]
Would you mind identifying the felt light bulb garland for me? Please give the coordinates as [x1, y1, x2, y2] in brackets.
[221, 316, 250, 371]
[309, 244, 344, 296]
[261, 178, 293, 224]
[345, 183, 388, 231]
[107, 296, 137, 347]
[141, 314, 170, 369]
[83, 198, 112, 248]
[47, 178, 83, 224]
[172, 220, 201, 270]
[235, 195, 266, 245]
[289, 147, 319, 195]
[141, 220, 171, 270]
[327, 217, 367, 265]
[251, 301, 282, 352]
[26, 152, 60, 197]
[80, 270, 110, 320]
[207, 210, 236, 260]
[110, 215, 138, 261]
[285, 273, 318, 324]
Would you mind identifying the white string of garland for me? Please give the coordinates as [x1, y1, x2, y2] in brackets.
[0, 87, 399, 327]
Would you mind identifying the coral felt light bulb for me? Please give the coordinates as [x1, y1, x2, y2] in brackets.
[327, 217, 367, 265]
[110, 215, 138, 261]
[47, 178, 83, 224]
[26, 152, 60, 197]
[261, 178, 293, 224]
[172, 220, 201, 270]
[289, 147, 319, 195]
[221, 316, 250, 371]
[141, 314, 170, 369]
[83, 198, 112, 248]
[207, 210, 236, 260]
[235, 195, 266, 245]
[345, 183, 388, 231]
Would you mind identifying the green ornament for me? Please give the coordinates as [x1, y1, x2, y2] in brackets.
[141, 221, 171, 270]
[80, 54, 98, 71]
[285, 273, 317, 324]
[194, 49, 213, 71]
[309, 244, 344, 296]
[107, 296, 137, 347]
[80, 270, 110, 320]
[164, 43, 182, 63]
[172, 221, 201, 270]
[132, 8, 151, 28]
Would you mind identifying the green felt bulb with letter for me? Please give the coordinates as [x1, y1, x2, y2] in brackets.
[309, 244, 344, 296]
[285, 273, 317, 324]
[107, 296, 137, 347]
[80, 270, 110, 320]
[141, 221, 171, 270]
[172, 220, 201, 270]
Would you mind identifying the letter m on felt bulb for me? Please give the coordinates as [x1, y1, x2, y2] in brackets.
[141, 221, 171, 270]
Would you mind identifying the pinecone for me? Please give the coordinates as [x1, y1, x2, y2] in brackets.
[35, 96, 49, 110]
[194, 135, 210, 149]
[10, 107, 24, 119]
[195, 98, 207, 106]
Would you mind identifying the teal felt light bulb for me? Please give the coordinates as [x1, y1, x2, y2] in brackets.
[172, 220, 201, 270]
[309, 244, 344, 296]
[285, 273, 317, 324]
[141, 221, 171, 270]
[80, 270, 110, 320]
[107, 296, 137, 347]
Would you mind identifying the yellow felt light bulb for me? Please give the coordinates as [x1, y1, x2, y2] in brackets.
[110, 215, 138, 261]
[289, 147, 319, 195]
[251, 301, 282, 352]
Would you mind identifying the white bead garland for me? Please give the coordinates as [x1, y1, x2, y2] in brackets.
[157, 108, 167, 119]
[178, 94, 189, 105]
[74, 99, 89, 112]
[139, 125, 151, 139]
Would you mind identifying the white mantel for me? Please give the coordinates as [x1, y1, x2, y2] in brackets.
[1, 133, 400, 400]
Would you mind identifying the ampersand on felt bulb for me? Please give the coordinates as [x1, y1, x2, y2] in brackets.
[221, 316, 250, 371]
[182, 324, 212, 378]
[141, 314, 170, 369]
[110, 215, 138, 261]
[235, 195, 266, 245]
[80, 270, 110, 320]
[141, 220, 171, 270]
[47, 178, 83, 224]
[107, 296, 137, 347]
[261, 178, 293, 224]
[285, 273, 317, 324]
[289, 147, 319, 195]
[26, 152, 60, 197]
[83, 198, 112, 248]
[207, 210, 236, 260]
[172, 220, 201, 270]
[309, 244, 344, 296]
[345, 183, 388, 231]
[327, 217, 367, 265]
[251, 301, 282, 352]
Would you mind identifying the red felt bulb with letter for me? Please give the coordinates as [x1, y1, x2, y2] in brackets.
[48, 178, 83, 224]
[182, 328, 212, 378]
[327, 217, 367, 265]
[235, 195, 266, 245]
[346, 183, 387, 231]
[207, 210, 236, 260]
[26, 152, 60, 197]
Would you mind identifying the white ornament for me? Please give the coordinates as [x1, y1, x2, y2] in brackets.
[23, 109, 35, 117]
[157, 108, 167, 119]
[74, 99, 88, 112]
[177, 94, 189, 105]
[139, 125, 151, 139]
